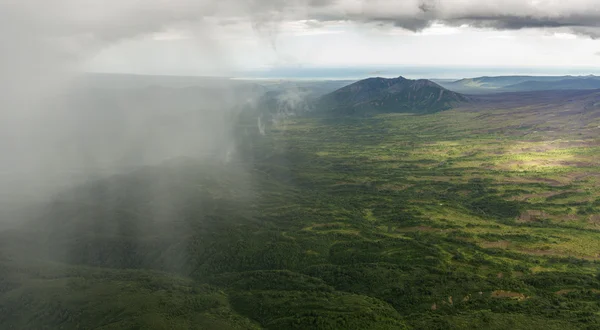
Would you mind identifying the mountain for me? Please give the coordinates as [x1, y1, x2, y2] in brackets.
[318, 76, 468, 115]
[437, 75, 600, 94]
[504, 77, 600, 91]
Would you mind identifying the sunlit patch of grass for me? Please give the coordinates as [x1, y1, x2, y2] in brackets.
[490, 290, 528, 300]
[515, 231, 600, 259]
[315, 151, 331, 156]
[364, 209, 377, 222]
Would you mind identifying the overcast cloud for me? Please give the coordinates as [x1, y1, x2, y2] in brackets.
[4, 1, 600, 55]
[1, 0, 600, 77]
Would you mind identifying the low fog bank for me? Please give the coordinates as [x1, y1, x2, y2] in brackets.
[0, 72, 320, 276]
[0, 75, 269, 223]
[0, 72, 327, 229]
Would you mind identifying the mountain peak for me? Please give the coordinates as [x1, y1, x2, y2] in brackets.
[318, 76, 467, 115]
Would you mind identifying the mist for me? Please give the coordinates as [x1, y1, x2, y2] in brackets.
[0, 2, 267, 216]
[0, 4, 321, 297]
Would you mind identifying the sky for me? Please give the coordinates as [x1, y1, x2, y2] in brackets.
[3, 0, 600, 79]
[86, 20, 600, 78]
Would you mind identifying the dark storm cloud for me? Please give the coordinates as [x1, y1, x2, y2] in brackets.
[4, 0, 600, 61]
[298, 0, 600, 36]
[204, 0, 600, 37]
[447, 14, 600, 31]
[418, 0, 438, 14]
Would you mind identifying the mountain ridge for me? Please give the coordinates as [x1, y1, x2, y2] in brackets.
[318, 76, 468, 115]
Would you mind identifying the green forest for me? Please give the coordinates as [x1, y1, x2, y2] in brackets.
[1, 100, 600, 329]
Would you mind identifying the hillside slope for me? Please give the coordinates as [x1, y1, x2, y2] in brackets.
[318, 76, 468, 115]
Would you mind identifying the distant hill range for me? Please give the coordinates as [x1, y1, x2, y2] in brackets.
[436, 75, 600, 94]
[503, 78, 600, 92]
[317, 76, 468, 115]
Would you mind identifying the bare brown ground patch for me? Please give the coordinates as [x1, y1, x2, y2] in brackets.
[566, 173, 600, 182]
[510, 191, 563, 202]
[517, 211, 582, 225]
[517, 210, 549, 223]
[517, 249, 565, 257]
[481, 241, 511, 249]
[333, 181, 357, 185]
[503, 177, 564, 187]
[452, 190, 471, 197]
[589, 215, 600, 225]
[562, 214, 580, 222]
[519, 145, 558, 153]
[395, 226, 438, 233]
[558, 160, 598, 167]
[556, 140, 600, 148]
[555, 289, 600, 295]
[308, 223, 346, 229]
[377, 183, 413, 191]
[555, 289, 573, 295]
[490, 290, 527, 300]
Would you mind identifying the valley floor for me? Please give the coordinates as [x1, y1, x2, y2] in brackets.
[2, 93, 600, 329]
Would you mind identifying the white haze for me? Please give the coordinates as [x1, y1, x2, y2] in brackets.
[0, 1, 269, 217]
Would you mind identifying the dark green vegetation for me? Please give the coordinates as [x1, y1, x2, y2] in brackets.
[2, 85, 600, 329]
[318, 76, 468, 115]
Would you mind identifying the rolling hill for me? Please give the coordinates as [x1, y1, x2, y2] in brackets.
[318, 76, 468, 115]
[437, 75, 600, 94]
[504, 77, 600, 91]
